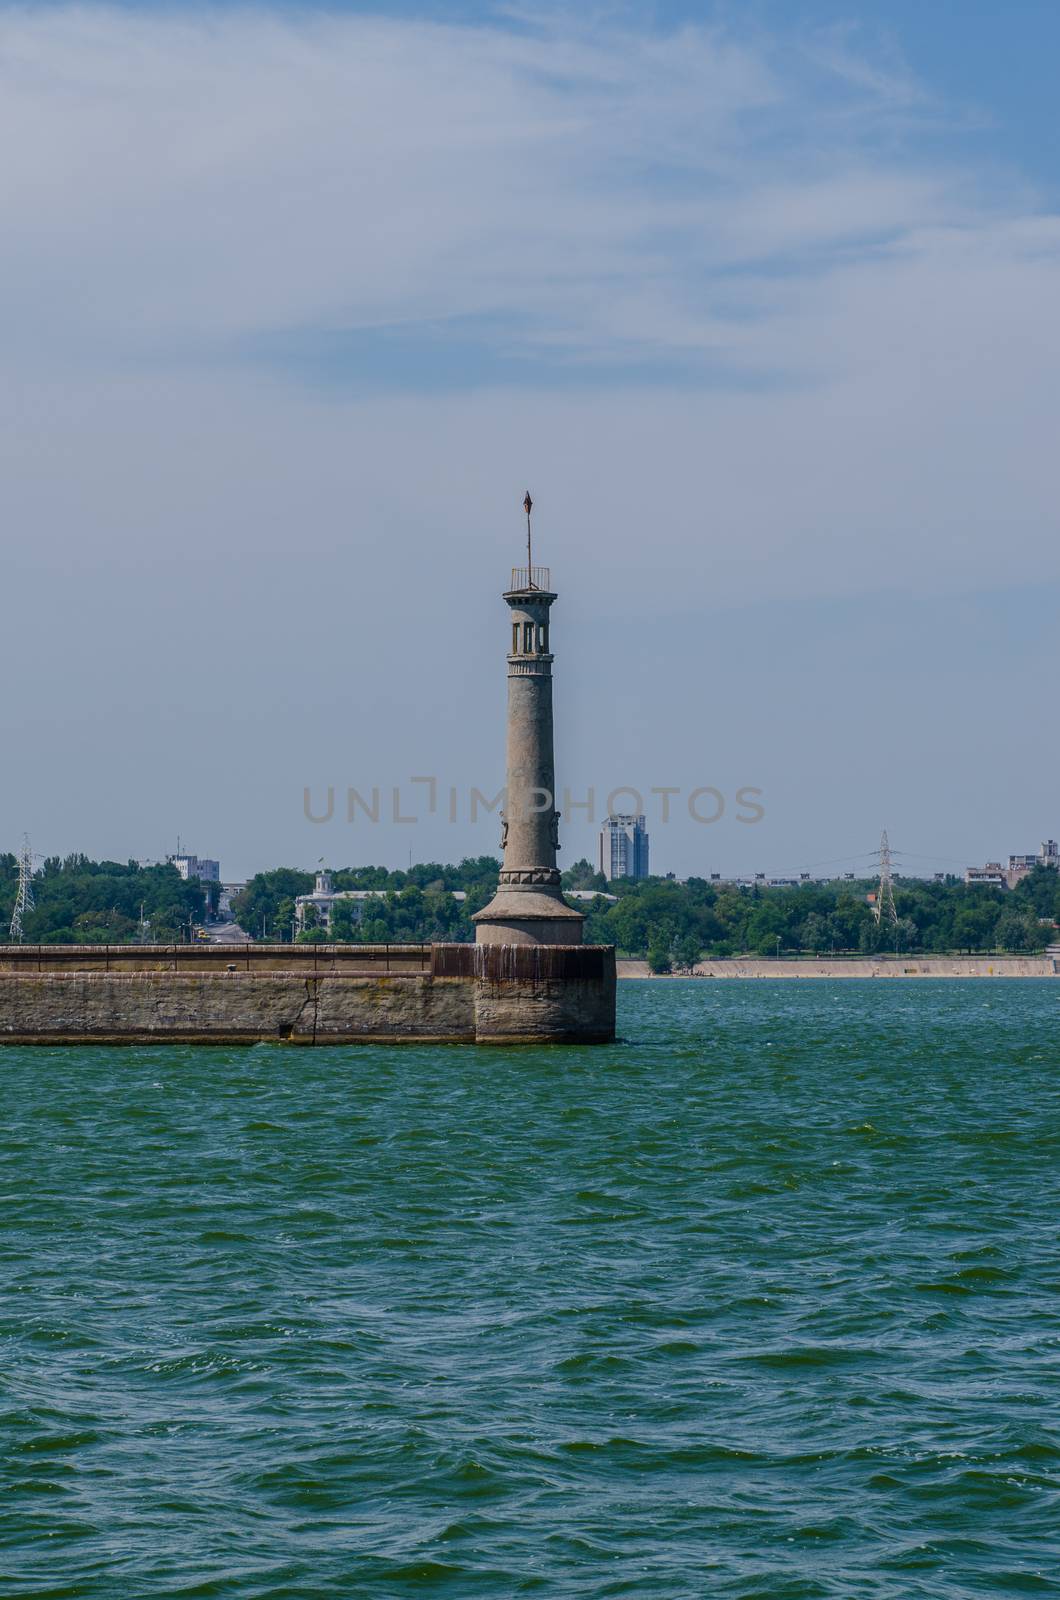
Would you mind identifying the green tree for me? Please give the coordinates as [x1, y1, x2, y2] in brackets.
[952, 904, 996, 951]
[1013, 865, 1060, 922]
[562, 858, 607, 891]
[0, 857, 203, 945]
[233, 869, 313, 939]
[647, 936, 672, 975]
[798, 912, 830, 952]
[995, 907, 1046, 952]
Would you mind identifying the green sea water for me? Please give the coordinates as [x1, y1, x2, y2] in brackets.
[3, 980, 1059, 1599]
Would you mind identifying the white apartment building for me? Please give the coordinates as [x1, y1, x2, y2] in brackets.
[294, 869, 466, 933]
[171, 854, 221, 883]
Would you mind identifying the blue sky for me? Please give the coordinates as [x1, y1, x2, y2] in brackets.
[1, 2, 1058, 879]
[25, 0, 1059, 186]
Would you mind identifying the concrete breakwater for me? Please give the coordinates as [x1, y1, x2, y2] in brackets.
[618, 955, 1058, 979]
[0, 943, 616, 1045]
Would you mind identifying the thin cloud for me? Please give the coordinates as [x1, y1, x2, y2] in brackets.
[0, 4, 1034, 379]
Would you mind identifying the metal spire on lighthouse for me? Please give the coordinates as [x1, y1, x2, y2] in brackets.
[524, 491, 535, 587]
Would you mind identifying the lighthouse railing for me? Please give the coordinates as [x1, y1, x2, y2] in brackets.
[509, 566, 551, 592]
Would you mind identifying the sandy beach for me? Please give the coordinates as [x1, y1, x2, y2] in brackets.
[618, 955, 1059, 979]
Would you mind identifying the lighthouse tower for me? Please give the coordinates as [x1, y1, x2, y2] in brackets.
[473, 496, 585, 947]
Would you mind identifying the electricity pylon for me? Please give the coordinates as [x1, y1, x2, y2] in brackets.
[873, 829, 898, 927]
[9, 834, 35, 943]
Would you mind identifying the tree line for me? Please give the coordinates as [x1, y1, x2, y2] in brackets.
[0, 854, 209, 944]
[233, 856, 1059, 964]
[571, 864, 1059, 971]
[231, 858, 500, 944]
[5, 850, 1055, 959]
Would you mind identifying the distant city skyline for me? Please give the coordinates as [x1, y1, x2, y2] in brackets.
[94, 822, 1060, 893]
[2, 2, 1058, 880]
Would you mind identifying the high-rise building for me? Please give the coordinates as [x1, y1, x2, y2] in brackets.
[598, 814, 649, 881]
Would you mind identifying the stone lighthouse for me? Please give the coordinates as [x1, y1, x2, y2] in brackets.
[473, 495, 585, 947]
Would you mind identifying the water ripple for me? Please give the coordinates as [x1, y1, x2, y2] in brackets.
[2, 983, 1059, 1597]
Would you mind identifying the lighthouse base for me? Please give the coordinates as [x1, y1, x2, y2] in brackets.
[472, 886, 585, 946]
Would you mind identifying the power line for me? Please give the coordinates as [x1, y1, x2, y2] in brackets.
[872, 829, 898, 928]
[795, 849, 881, 872]
[9, 834, 34, 943]
[894, 850, 972, 869]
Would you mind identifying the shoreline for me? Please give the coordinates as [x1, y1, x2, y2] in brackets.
[617, 955, 1058, 980]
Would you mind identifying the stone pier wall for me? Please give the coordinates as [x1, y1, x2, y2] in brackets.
[0, 943, 616, 1045]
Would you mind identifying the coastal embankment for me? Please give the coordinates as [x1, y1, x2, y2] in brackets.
[618, 954, 1058, 979]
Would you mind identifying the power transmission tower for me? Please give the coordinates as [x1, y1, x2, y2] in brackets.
[873, 828, 898, 928]
[9, 834, 35, 943]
